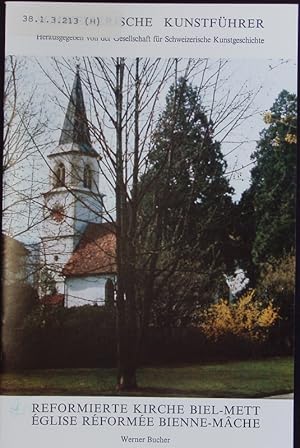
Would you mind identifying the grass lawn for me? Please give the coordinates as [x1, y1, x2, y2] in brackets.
[0, 357, 293, 398]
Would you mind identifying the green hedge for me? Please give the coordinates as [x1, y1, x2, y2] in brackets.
[2, 302, 290, 370]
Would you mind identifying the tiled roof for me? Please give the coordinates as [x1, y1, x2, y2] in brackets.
[63, 223, 116, 277]
[41, 293, 64, 306]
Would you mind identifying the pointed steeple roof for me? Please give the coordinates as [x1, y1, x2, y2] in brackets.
[58, 66, 96, 155]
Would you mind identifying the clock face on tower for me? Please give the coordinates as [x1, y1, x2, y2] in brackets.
[50, 204, 65, 223]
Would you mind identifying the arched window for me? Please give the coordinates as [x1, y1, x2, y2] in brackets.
[54, 163, 65, 187]
[105, 278, 114, 306]
[83, 164, 92, 189]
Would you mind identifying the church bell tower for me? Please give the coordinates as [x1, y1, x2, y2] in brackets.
[41, 66, 103, 294]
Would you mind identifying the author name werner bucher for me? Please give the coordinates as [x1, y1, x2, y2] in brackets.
[121, 435, 171, 444]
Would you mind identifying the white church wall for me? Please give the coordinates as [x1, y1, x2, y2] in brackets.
[40, 235, 75, 292]
[40, 69, 109, 304]
[42, 190, 76, 238]
[49, 152, 73, 188]
[55, 280, 65, 295]
[74, 192, 102, 234]
[65, 274, 115, 308]
[67, 152, 87, 189]
[48, 149, 99, 193]
[79, 154, 100, 194]
[41, 236, 75, 267]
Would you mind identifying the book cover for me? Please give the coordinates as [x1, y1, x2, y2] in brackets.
[1, 2, 298, 447]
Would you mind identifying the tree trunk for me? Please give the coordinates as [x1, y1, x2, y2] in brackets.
[116, 327, 138, 391]
[115, 57, 139, 391]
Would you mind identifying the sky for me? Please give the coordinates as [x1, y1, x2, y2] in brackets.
[3, 56, 297, 243]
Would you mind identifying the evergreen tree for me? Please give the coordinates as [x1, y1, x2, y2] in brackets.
[138, 78, 235, 323]
[235, 90, 297, 348]
[250, 90, 297, 266]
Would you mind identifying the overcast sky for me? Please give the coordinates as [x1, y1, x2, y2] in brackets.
[4, 56, 297, 242]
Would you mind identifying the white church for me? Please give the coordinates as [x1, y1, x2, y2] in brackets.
[40, 67, 116, 308]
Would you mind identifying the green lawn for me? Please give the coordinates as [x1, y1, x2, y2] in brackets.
[0, 357, 293, 398]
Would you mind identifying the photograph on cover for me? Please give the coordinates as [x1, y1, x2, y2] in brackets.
[1, 56, 296, 397]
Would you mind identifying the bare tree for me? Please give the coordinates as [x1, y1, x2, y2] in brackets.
[12, 56, 259, 390]
[3, 56, 49, 239]
[66, 57, 257, 390]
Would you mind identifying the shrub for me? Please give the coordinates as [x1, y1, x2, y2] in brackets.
[197, 289, 279, 342]
[257, 253, 295, 349]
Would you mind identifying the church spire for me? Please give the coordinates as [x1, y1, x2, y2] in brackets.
[59, 66, 93, 153]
